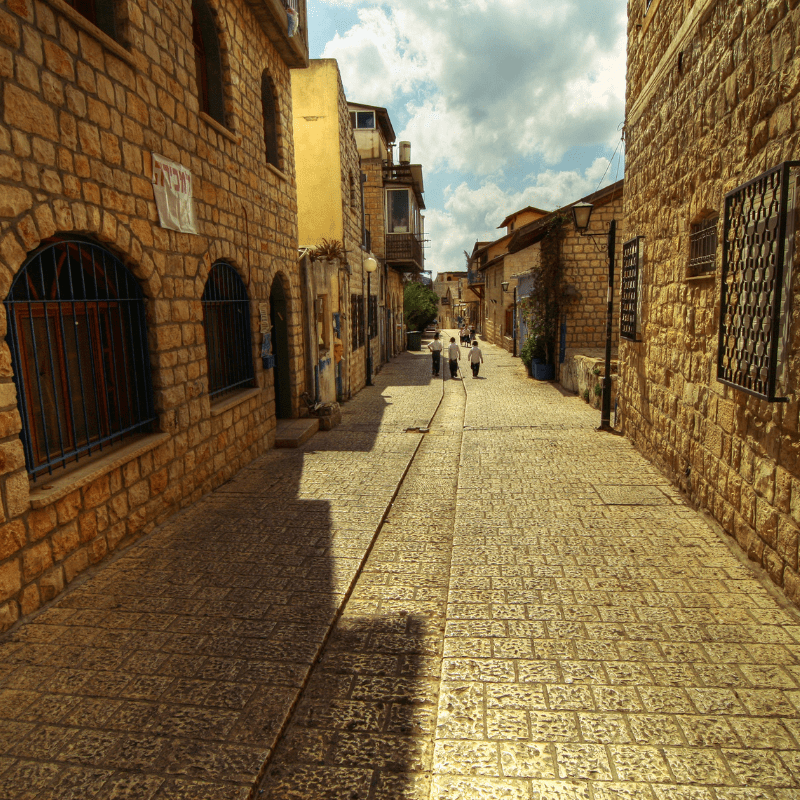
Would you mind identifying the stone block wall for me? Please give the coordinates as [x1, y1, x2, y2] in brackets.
[560, 193, 623, 351]
[0, 0, 305, 629]
[622, 0, 800, 603]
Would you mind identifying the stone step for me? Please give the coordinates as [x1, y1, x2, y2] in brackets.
[274, 417, 319, 448]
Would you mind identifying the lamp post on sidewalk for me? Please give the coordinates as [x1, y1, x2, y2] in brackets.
[571, 201, 616, 432]
[365, 256, 378, 386]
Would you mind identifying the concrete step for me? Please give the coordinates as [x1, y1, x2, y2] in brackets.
[274, 417, 319, 448]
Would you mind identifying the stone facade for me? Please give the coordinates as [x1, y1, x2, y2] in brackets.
[621, 0, 800, 602]
[508, 182, 624, 376]
[0, 0, 308, 629]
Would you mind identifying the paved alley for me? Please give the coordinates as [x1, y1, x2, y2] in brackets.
[2, 335, 800, 799]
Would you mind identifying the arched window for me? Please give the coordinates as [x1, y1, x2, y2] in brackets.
[201, 262, 254, 399]
[261, 71, 280, 169]
[5, 239, 155, 480]
[67, 0, 117, 40]
[192, 0, 225, 125]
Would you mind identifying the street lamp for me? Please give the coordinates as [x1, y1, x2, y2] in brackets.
[571, 201, 617, 432]
[501, 280, 517, 358]
[365, 256, 378, 386]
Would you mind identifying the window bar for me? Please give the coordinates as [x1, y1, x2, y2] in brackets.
[110, 252, 135, 434]
[37, 248, 70, 470]
[230, 266, 243, 390]
[89, 245, 115, 452]
[98, 249, 125, 441]
[63, 242, 94, 462]
[6, 300, 34, 472]
[19, 254, 51, 471]
[54, 243, 81, 467]
[120, 265, 144, 432]
[79, 243, 107, 458]
[219, 268, 234, 396]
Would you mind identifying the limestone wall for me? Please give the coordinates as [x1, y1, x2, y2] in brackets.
[622, 0, 800, 602]
[0, 0, 303, 629]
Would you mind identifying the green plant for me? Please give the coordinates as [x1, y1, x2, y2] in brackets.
[404, 281, 438, 331]
[310, 238, 346, 261]
[517, 213, 568, 365]
[594, 384, 602, 396]
[583, 388, 590, 402]
[520, 335, 545, 368]
[592, 365, 601, 376]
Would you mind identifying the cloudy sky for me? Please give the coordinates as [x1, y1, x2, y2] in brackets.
[307, 0, 627, 277]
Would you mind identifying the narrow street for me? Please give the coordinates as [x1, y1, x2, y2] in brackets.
[2, 335, 800, 800]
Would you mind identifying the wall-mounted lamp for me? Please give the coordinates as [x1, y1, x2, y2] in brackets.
[571, 201, 594, 232]
[501, 280, 510, 292]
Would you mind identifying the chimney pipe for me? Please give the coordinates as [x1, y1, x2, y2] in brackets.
[399, 141, 411, 164]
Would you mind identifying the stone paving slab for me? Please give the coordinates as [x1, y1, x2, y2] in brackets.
[0, 351, 443, 799]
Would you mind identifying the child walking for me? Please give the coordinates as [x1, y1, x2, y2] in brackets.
[447, 337, 461, 379]
[469, 340, 483, 378]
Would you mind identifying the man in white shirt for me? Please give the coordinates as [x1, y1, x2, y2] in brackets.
[427, 332, 443, 376]
[447, 337, 461, 379]
[469, 340, 483, 378]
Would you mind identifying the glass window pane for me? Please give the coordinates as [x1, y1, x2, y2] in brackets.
[388, 190, 409, 233]
[356, 111, 375, 129]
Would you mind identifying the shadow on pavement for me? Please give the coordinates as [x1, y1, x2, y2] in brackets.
[0, 350, 442, 798]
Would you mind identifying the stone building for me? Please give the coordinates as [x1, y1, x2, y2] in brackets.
[508, 180, 624, 385]
[291, 59, 374, 401]
[349, 103, 425, 359]
[432, 271, 467, 329]
[468, 206, 547, 349]
[621, 0, 800, 602]
[0, 0, 308, 629]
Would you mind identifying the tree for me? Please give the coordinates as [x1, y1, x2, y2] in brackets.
[404, 281, 438, 331]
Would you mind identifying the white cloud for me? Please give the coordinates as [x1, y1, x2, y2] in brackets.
[322, 0, 626, 172]
[425, 159, 617, 277]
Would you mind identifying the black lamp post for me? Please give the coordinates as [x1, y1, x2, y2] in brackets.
[365, 256, 378, 386]
[571, 201, 616, 432]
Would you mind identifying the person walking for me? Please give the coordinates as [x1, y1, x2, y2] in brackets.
[469, 340, 483, 378]
[427, 332, 443, 376]
[460, 325, 470, 346]
[447, 337, 461, 379]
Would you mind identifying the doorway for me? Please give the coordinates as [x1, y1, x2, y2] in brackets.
[270, 275, 292, 418]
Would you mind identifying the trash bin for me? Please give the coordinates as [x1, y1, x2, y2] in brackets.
[406, 331, 422, 351]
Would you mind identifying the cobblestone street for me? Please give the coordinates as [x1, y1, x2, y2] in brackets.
[2, 335, 800, 799]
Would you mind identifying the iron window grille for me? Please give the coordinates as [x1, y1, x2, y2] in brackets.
[201, 262, 255, 400]
[688, 215, 718, 275]
[5, 239, 156, 481]
[717, 161, 800, 401]
[620, 236, 643, 341]
[351, 293, 364, 348]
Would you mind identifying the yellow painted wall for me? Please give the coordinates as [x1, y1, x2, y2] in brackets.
[291, 60, 345, 248]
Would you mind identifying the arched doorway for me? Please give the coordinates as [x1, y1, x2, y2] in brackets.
[270, 275, 292, 418]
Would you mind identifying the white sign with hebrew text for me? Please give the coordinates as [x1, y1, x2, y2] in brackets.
[151, 153, 198, 234]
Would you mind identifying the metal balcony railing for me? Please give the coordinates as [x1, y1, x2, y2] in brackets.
[385, 233, 422, 266]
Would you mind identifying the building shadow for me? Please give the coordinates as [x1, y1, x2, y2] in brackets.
[0, 351, 440, 799]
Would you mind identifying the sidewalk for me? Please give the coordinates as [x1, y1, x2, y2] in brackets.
[0, 350, 443, 800]
[3, 336, 800, 800]
[259, 334, 800, 800]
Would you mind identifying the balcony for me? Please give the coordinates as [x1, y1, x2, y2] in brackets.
[468, 267, 485, 285]
[386, 233, 422, 269]
[246, 0, 309, 68]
